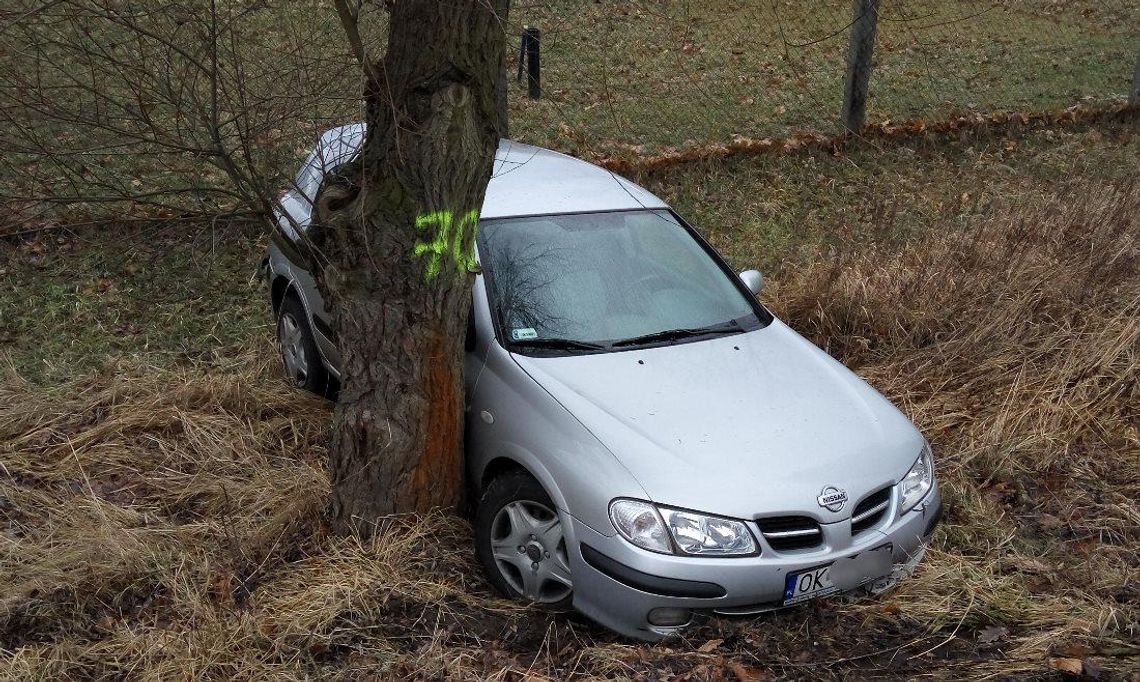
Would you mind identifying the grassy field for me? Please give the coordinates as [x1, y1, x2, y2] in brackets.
[515, 0, 1139, 151]
[2, 121, 1138, 678]
[2, 0, 1136, 225]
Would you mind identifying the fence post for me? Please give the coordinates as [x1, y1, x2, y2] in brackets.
[1131, 52, 1140, 106]
[519, 26, 541, 99]
[841, 0, 880, 132]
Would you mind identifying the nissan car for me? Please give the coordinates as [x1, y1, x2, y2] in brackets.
[264, 126, 942, 640]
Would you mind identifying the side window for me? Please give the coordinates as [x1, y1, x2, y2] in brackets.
[295, 159, 321, 202]
[289, 127, 366, 240]
[317, 129, 365, 182]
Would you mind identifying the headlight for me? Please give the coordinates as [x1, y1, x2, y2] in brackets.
[660, 506, 757, 556]
[609, 499, 672, 554]
[898, 443, 934, 513]
[609, 499, 757, 556]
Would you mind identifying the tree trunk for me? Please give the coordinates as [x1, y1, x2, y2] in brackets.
[319, 1, 508, 533]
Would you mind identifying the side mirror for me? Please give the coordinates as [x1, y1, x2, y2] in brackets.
[739, 269, 764, 295]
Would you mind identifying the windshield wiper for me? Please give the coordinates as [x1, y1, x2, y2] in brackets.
[611, 320, 740, 348]
[510, 337, 609, 352]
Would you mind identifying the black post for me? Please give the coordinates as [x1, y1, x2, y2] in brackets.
[841, 0, 879, 132]
[521, 26, 540, 99]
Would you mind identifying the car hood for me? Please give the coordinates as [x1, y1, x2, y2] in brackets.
[510, 319, 925, 522]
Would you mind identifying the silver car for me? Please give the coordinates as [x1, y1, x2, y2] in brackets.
[265, 127, 942, 641]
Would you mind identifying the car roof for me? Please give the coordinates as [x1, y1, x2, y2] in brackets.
[486, 140, 666, 218]
[312, 124, 667, 219]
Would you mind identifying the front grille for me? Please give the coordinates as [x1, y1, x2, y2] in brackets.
[756, 516, 822, 551]
[851, 487, 891, 535]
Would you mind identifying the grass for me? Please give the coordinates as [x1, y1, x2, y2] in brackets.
[2, 0, 1137, 224]
[635, 116, 1140, 274]
[0, 219, 267, 385]
[511, 0, 1138, 152]
[2, 121, 1138, 678]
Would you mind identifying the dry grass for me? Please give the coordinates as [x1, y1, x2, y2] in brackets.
[2, 181, 1138, 678]
[769, 180, 1140, 675]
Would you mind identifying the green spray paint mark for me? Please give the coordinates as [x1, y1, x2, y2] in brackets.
[414, 209, 479, 281]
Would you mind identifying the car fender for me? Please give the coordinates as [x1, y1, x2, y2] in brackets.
[475, 442, 571, 515]
[467, 342, 650, 537]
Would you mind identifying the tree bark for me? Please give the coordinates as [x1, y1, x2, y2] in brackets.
[319, 1, 508, 533]
[496, 1, 512, 137]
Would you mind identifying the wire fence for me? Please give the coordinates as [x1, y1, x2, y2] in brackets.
[505, 0, 1139, 154]
[0, 0, 1136, 229]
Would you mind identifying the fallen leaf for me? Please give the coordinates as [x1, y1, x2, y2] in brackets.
[698, 638, 723, 653]
[730, 662, 767, 681]
[1053, 642, 1088, 658]
[1047, 657, 1083, 675]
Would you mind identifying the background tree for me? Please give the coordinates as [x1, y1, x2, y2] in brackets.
[320, 0, 509, 531]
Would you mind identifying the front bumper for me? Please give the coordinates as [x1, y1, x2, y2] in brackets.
[567, 485, 942, 640]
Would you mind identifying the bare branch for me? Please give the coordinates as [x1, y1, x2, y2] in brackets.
[332, 0, 378, 82]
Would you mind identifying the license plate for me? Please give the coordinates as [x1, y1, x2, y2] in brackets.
[783, 565, 838, 605]
[782, 544, 893, 606]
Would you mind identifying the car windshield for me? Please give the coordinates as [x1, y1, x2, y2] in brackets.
[479, 210, 767, 352]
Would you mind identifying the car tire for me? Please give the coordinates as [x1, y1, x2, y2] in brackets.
[277, 295, 329, 396]
[475, 471, 574, 609]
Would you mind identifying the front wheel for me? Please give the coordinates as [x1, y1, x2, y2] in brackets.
[475, 471, 573, 608]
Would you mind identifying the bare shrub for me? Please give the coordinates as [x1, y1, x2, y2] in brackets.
[0, 1, 364, 231]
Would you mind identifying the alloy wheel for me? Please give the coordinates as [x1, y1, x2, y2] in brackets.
[278, 312, 309, 386]
[490, 500, 573, 603]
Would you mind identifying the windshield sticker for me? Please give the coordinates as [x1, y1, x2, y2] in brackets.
[511, 328, 538, 341]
